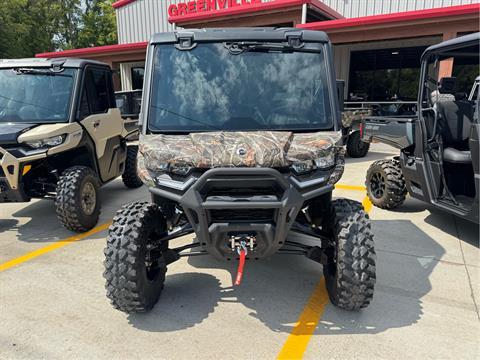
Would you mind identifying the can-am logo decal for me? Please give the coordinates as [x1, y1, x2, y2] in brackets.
[168, 0, 262, 17]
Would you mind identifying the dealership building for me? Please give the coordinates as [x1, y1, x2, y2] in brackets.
[37, 0, 480, 102]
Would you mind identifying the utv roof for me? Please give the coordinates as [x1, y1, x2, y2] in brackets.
[150, 28, 330, 44]
[0, 57, 109, 69]
[422, 32, 480, 59]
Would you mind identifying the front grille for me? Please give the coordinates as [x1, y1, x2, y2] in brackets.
[209, 209, 275, 223]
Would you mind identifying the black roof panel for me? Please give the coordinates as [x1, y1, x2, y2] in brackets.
[150, 27, 330, 44]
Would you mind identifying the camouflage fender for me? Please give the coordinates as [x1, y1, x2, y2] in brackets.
[342, 109, 373, 129]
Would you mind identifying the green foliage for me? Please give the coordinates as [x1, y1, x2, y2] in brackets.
[0, 0, 118, 58]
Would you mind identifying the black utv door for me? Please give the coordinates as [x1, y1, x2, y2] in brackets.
[468, 104, 480, 223]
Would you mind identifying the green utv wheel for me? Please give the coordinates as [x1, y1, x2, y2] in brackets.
[104, 202, 168, 313]
[366, 159, 407, 209]
[323, 199, 376, 311]
[346, 130, 370, 158]
[122, 145, 143, 189]
[55, 166, 101, 233]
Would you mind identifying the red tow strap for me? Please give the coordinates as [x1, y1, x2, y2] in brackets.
[234, 250, 247, 286]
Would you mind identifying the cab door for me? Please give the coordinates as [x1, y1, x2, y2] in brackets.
[79, 66, 126, 182]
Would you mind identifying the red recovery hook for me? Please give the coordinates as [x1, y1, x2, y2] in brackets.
[234, 249, 247, 286]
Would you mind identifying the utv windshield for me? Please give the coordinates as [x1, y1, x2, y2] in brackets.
[148, 43, 333, 132]
[0, 68, 76, 123]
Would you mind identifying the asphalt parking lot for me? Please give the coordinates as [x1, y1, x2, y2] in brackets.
[0, 143, 478, 360]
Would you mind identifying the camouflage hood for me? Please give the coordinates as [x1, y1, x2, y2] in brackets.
[139, 131, 342, 168]
[137, 131, 345, 186]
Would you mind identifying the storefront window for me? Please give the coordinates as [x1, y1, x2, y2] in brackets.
[131, 67, 145, 90]
[349, 46, 426, 102]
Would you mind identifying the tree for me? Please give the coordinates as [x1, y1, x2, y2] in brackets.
[0, 0, 118, 58]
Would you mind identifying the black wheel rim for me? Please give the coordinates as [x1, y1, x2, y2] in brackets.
[144, 231, 163, 281]
[370, 172, 386, 199]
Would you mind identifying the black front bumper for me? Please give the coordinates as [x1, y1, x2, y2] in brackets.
[150, 168, 333, 259]
[0, 177, 29, 203]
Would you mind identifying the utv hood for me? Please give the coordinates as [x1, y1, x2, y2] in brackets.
[0, 123, 38, 145]
[139, 130, 343, 171]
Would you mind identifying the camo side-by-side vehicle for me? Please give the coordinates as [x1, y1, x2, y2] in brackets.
[0, 58, 143, 232]
[103, 28, 376, 314]
[362, 33, 479, 224]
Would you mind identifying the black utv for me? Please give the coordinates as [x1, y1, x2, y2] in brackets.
[362, 33, 479, 224]
[103, 28, 376, 313]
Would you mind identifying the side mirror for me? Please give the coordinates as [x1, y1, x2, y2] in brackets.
[336, 80, 345, 111]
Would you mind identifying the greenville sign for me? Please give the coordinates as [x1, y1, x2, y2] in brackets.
[168, 0, 263, 17]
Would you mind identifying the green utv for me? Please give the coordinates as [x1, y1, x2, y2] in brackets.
[0, 58, 143, 233]
[103, 28, 376, 313]
[362, 33, 479, 224]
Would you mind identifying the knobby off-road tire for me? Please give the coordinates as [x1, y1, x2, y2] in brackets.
[324, 199, 376, 311]
[366, 159, 407, 209]
[346, 130, 370, 158]
[122, 145, 143, 189]
[104, 202, 168, 313]
[55, 166, 101, 233]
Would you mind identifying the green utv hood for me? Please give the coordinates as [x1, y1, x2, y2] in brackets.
[137, 131, 345, 186]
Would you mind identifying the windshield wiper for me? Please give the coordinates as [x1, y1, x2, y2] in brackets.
[14, 68, 72, 77]
[151, 105, 222, 131]
[224, 42, 297, 55]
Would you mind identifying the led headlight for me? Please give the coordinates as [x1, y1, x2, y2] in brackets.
[314, 152, 336, 170]
[291, 161, 314, 175]
[170, 164, 193, 176]
[26, 135, 66, 149]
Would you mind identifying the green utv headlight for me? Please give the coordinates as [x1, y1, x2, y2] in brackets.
[26, 135, 66, 149]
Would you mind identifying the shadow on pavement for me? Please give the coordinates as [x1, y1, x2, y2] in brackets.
[1, 181, 144, 243]
[128, 219, 446, 336]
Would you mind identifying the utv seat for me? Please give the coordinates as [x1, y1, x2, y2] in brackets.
[443, 148, 471, 164]
[436, 100, 474, 164]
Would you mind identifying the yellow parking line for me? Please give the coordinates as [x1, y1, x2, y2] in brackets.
[0, 222, 111, 273]
[335, 184, 366, 192]
[277, 277, 330, 360]
[278, 193, 373, 359]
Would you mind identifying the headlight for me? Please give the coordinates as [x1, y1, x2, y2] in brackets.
[170, 164, 193, 176]
[291, 153, 336, 175]
[155, 163, 192, 176]
[26, 135, 66, 149]
[314, 152, 336, 170]
[291, 161, 314, 175]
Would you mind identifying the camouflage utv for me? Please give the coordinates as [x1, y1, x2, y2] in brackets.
[103, 28, 376, 313]
[342, 108, 373, 158]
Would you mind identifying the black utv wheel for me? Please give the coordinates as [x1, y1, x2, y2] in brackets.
[104, 202, 168, 313]
[323, 199, 376, 311]
[366, 159, 407, 209]
[55, 166, 101, 233]
[346, 130, 370, 158]
[122, 145, 143, 189]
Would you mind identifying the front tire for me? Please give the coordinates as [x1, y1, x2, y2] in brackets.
[104, 202, 168, 313]
[324, 199, 376, 311]
[346, 130, 370, 158]
[122, 145, 143, 189]
[55, 166, 101, 233]
[366, 159, 407, 209]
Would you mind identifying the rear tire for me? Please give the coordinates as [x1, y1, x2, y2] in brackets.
[323, 199, 376, 311]
[122, 145, 143, 189]
[104, 202, 168, 313]
[346, 131, 370, 158]
[55, 166, 101, 233]
[366, 159, 407, 209]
